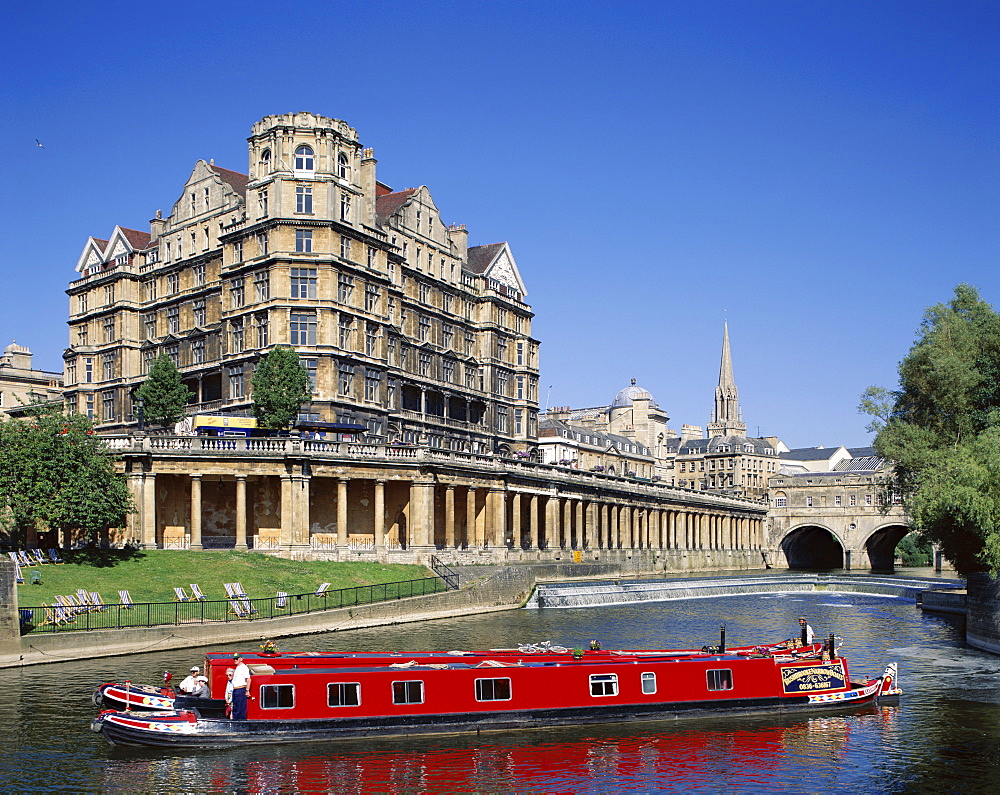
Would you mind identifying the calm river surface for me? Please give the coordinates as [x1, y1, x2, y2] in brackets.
[4, 571, 998, 793]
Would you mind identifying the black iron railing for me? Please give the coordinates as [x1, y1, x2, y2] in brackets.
[19, 576, 448, 634]
[429, 555, 460, 589]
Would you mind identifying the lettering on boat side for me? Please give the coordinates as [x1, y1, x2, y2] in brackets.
[779, 662, 846, 694]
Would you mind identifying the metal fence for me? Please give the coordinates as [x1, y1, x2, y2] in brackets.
[19, 576, 448, 634]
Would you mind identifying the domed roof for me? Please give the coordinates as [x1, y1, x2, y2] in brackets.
[611, 379, 656, 409]
[4, 340, 29, 356]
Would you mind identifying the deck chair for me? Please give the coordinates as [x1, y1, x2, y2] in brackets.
[13, 562, 24, 584]
[90, 592, 107, 610]
[48, 549, 64, 564]
[275, 591, 288, 609]
[39, 603, 71, 626]
[56, 595, 83, 616]
[7, 552, 19, 567]
[118, 589, 134, 608]
[30, 549, 48, 565]
[189, 584, 207, 601]
[77, 589, 99, 611]
[232, 582, 248, 598]
[315, 582, 331, 597]
[228, 599, 254, 618]
[173, 586, 192, 602]
[18, 551, 32, 567]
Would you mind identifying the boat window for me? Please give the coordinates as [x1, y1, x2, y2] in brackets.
[327, 682, 361, 707]
[392, 680, 424, 705]
[707, 669, 734, 691]
[641, 672, 656, 694]
[475, 677, 512, 701]
[259, 684, 294, 709]
[589, 674, 618, 697]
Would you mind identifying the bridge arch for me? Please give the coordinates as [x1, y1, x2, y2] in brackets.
[780, 524, 845, 570]
[864, 523, 911, 572]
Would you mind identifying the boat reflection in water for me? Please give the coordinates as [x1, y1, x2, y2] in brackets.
[101, 706, 898, 793]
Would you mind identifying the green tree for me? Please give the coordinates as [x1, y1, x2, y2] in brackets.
[251, 346, 312, 429]
[0, 405, 133, 546]
[136, 355, 193, 428]
[861, 284, 1000, 575]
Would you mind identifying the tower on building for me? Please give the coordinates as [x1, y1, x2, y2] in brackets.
[706, 322, 746, 438]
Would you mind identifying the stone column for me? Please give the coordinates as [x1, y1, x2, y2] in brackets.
[545, 495, 559, 550]
[512, 492, 522, 549]
[601, 503, 610, 549]
[0, 560, 19, 656]
[528, 494, 540, 550]
[411, 481, 435, 547]
[235, 475, 248, 549]
[467, 487, 478, 547]
[561, 498, 572, 549]
[445, 485, 456, 549]
[492, 489, 507, 547]
[142, 472, 157, 548]
[189, 475, 203, 550]
[279, 474, 293, 547]
[572, 500, 582, 549]
[375, 480, 386, 548]
[337, 478, 349, 546]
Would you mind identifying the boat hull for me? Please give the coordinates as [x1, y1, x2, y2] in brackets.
[92, 679, 887, 748]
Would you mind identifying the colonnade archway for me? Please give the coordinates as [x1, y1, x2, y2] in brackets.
[780, 525, 845, 570]
[865, 524, 911, 572]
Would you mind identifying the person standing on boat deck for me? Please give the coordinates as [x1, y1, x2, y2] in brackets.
[224, 668, 235, 718]
[179, 666, 201, 695]
[798, 617, 815, 645]
[231, 654, 251, 720]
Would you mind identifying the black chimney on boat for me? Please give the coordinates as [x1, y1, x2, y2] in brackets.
[801, 623, 808, 647]
[719, 624, 726, 654]
[829, 634, 836, 659]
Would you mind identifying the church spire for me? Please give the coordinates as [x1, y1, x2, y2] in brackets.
[707, 322, 746, 438]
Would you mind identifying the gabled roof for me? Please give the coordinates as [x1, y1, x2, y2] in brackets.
[466, 242, 506, 274]
[375, 188, 417, 225]
[120, 227, 152, 250]
[209, 165, 249, 198]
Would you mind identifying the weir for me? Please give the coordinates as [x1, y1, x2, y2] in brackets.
[525, 573, 964, 608]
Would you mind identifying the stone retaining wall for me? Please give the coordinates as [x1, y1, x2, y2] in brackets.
[966, 573, 1000, 653]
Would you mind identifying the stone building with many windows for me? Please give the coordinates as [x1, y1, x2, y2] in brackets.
[62, 112, 540, 453]
[0, 342, 63, 418]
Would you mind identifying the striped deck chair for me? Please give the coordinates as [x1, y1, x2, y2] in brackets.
[13, 561, 24, 584]
[90, 592, 107, 610]
[190, 584, 207, 601]
[118, 589, 134, 608]
[18, 551, 32, 567]
[315, 582, 331, 597]
[275, 591, 288, 609]
[77, 589, 99, 611]
[39, 603, 72, 626]
[228, 599, 254, 618]
[48, 549, 65, 564]
[30, 549, 48, 565]
[173, 587, 192, 602]
[232, 582, 249, 598]
[56, 595, 83, 616]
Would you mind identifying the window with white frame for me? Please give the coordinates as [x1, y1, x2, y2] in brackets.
[365, 283, 380, 312]
[193, 299, 206, 327]
[103, 317, 115, 343]
[418, 352, 432, 377]
[338, 273, 354, 304]
[255, 314, 269, 348]
[305, 358, 317, 391]
[254, 271, 269, 302]
[707, 669, 734, 691]
[589, 674, 618, 697]
[290, 312, 317, 345]
[340, 193, 351, 222]
[193, 263, 206, 287]
[365, 322, 379, 357]
[230, 319, 244, 352]
[166, 307, 179, 334]
[228, 365, 244, 398]
[295, 229, 313, 253]
[294, 145, 314, 172]
[191, 338, 205, 364]
[338, 363, 354, 396]
[475, 678, 512, 701]
[641, 672, 657, 694]
[365, 368, 380, 401]
[102, 391, 115, 421]
[327, 682, 360, 707]
[260, 684, 294, 709]
[296, 185, 313, 214]
[291, 268, 317, 299]
[167, 273, 179, 295]
[339, 315, 353, 349]
[337, 153, 349, 180]
[392, 681, 423, 705]
[102, 352, 115, 381]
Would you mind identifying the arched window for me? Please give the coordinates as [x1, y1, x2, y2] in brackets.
[337, 152, 349, 179]
[774, 491, 787, 508]
[259, 148, 271, 174]
[294, 145, 314, 172]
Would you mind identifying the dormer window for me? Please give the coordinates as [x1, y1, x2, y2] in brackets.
[294, 145, 314, 173]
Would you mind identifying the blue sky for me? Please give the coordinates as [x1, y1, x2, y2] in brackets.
[1, 1, 996, 449]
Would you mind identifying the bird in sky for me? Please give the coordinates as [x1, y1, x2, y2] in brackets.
[35, 139, 44, 148]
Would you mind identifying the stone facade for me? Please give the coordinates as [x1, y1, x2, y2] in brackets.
[767, 455, 909, 569]
[63, 112, 539, 454]
[0, 342, 62, 418]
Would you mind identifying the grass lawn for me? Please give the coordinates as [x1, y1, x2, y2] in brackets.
[15, 549, 433, 607]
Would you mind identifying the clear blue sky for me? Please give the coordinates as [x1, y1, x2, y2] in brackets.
[1, 1, 996, 449]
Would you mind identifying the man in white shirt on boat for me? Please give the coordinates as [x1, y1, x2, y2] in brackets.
[798, 617, 815, 645]
[231, 654, 251, 720]
[179, 666, 201, 695]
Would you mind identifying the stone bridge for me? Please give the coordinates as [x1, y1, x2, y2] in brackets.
[767, 507, 910, 570]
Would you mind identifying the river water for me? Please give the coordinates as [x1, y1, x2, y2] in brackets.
[4, 572, 999, 793]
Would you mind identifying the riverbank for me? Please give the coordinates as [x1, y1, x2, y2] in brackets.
[0, 561, 966, 669]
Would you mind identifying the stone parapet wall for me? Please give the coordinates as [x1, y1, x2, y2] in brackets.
[965, 573, 1000, 654]
[0, 561, 19, 655]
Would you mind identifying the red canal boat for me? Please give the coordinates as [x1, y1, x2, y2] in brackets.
[91, 640, 900, 748]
